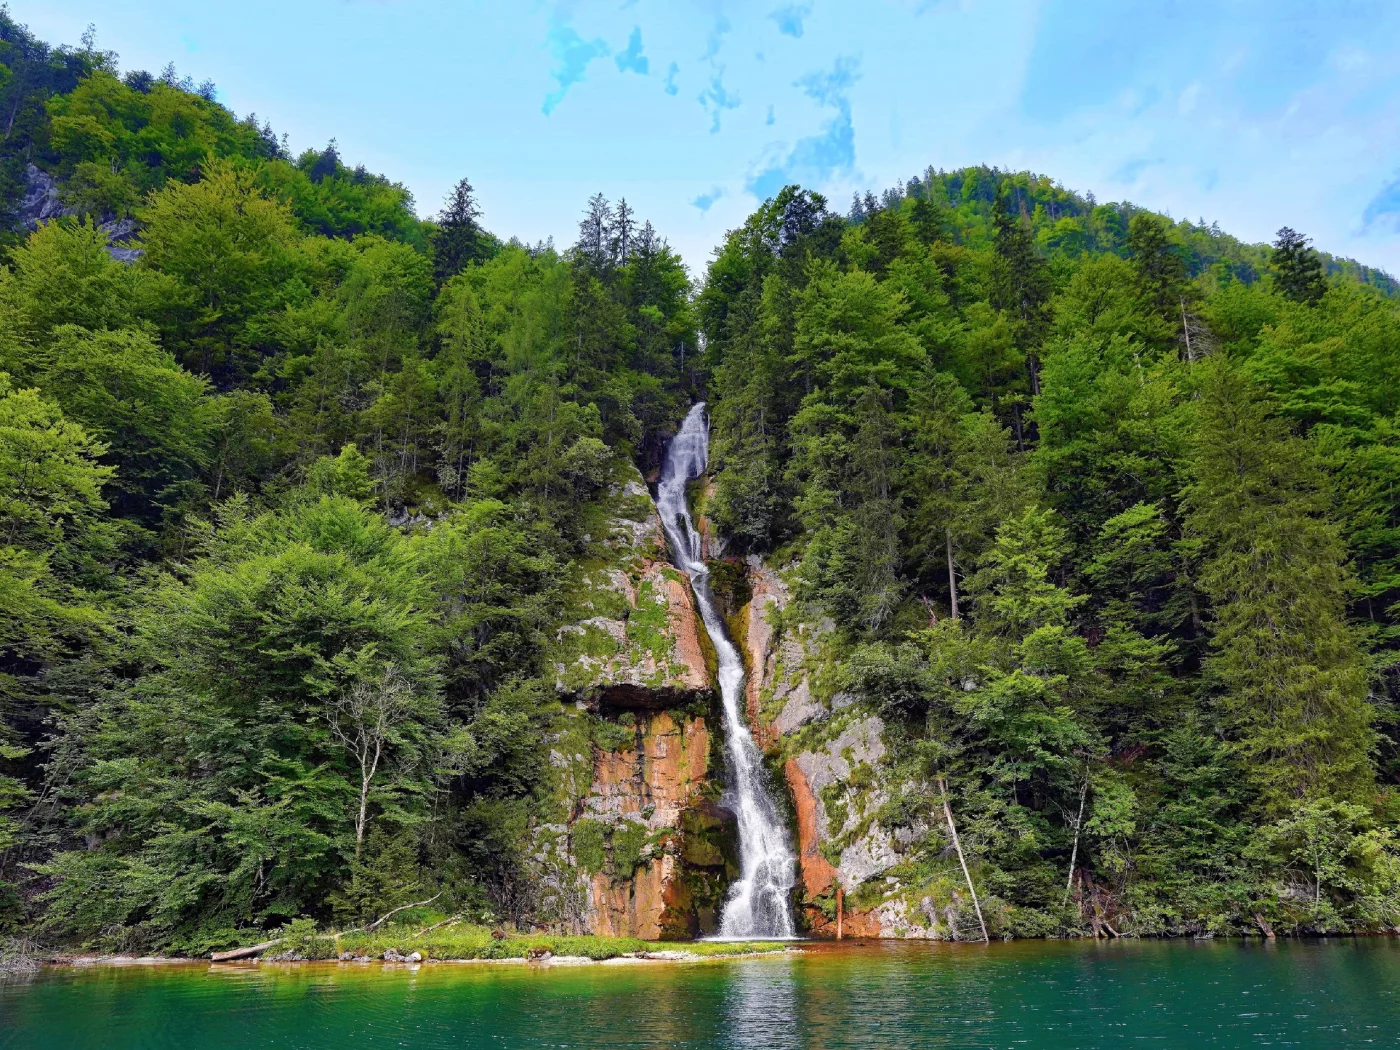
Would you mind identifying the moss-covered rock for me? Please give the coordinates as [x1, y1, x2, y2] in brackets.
[738, 555, 937, 939]
[551, 470, 711, 707]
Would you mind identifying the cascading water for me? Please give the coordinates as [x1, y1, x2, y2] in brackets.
[656, 402, 797, 939]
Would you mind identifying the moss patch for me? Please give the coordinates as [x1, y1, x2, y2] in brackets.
[588, 711, 638, 752]
[571, 819, 608, 875]
[611, 820, 652, 874]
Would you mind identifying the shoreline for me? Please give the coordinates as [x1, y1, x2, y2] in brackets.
[37, 946, 800, 970]
[13, 933, 1399, 975]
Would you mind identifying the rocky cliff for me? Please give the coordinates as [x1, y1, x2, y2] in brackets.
[736, 557, 984, 940]
[529, 468, 734, 938]
[528, 463, 984, 941]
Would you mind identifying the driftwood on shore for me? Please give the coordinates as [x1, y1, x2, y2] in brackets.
[414, 913, 463, 938]
[364, 893, 442, 931]
[210, 939, 283, 962]
[208, 894, 445, 960]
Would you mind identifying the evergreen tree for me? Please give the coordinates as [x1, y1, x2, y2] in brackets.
[431, 177, 485, 283]
[1126, 213, 1189, 338]
[576, 193, 613, 273]
[991, 184, 1052, 391]
[308, 139, 341, 183]
[1272, 227, 1328, 305]
[610, 197, 635, 266]
[1183, 358, 1374, 810]
[910, 193, 945, 245]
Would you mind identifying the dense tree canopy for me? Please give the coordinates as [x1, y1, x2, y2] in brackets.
[1, 15, 1398, 946]
[701, 170, 1400, 936]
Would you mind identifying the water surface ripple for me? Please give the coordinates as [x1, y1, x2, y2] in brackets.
[4, 940, 1400, 1049]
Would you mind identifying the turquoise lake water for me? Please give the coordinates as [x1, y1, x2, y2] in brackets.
[2, 939, 1398, 1048]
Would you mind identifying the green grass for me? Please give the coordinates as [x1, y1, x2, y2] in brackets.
[335, 924, 788, 961]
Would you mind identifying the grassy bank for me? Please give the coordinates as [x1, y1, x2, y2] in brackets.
[305, 924, 787, 962]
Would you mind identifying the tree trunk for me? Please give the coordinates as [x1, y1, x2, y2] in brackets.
[939, 776, 988, 943]
[945, 529, 960, 620]
[5, 89, 23, 140]
[1063, 775, 1089, 906]
[354, 739, 381, 862]
[1181, 298, 1194, 362]
[366, 892, 443, 931]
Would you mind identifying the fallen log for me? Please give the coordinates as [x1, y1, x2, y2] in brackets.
[366, 892, 443, 932]
[211, 938, 282, 962]
[209, 891, 445, 960]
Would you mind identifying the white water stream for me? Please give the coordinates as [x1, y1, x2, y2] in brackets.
[656, 402, 797, 939]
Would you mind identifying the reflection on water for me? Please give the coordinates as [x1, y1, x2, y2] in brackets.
[721, 953, 799, 1050]
[4, 940, 1400, 1049]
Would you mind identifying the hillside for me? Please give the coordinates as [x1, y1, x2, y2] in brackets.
[1, 13, 1398, 950]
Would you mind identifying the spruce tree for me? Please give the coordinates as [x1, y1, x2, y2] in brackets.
[1183, 358, 1374, 810]
[910, 193, 944, 244]
[432, 177, 484, 282]
[308, 139, 340, 183]
[991, 184, 1052, 392]
[1272, 227, 1328, 304]
[610, 197, 635, 266]
[1126, 213, 1188, 324]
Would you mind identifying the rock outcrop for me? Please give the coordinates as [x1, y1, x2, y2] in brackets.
[18, 164, 69, 228]
[738, 556, 955, 939]
[16, 164, 144, 261]
[530, 468, 732, 938]
[552, 474, 710, 708]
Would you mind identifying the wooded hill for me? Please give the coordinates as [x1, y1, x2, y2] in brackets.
[1, 13, 1397, 948]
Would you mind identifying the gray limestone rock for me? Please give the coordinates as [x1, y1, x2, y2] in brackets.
[17, 165, 145, 262]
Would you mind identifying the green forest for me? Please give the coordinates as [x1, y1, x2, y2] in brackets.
[1, 14, 1398, 952]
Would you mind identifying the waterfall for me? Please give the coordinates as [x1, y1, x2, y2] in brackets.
[656, 402, 797, 939]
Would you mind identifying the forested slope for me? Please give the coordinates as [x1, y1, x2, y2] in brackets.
[0, 14, 1397, 949]
[700, 177, 1400, 936]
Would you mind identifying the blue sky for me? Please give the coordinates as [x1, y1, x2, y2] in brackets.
[19, 0, 1400, 276]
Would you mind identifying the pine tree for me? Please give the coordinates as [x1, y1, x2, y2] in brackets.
[431, 177, 484, 282]
[576, 193, 613, 272]
[910, 194, 944, 244]
[308, 139, 341, 183]
[610, 197, 635, 266]
[1272, 227, 1328, 304]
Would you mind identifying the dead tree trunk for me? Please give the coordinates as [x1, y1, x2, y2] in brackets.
[1062, 775, 1089, 906]
[945, 529, 960, 620]
[939, 775, 988, 943]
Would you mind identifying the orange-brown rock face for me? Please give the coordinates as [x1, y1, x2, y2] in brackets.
[740, 556, 903, 939]
[696, 480, 727, 562]
[744, 563, 784, 749]
[663, 574, 710, 694]
[572, 708, 732, 939]
[529, 469, 732, 939]
[784, 757, 836, 899]
[588, 852, 674, 940]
